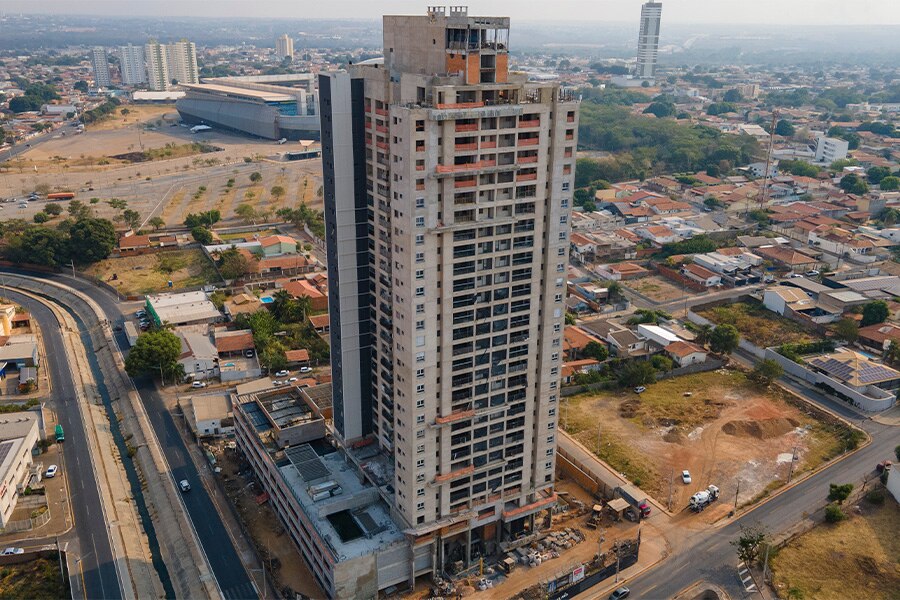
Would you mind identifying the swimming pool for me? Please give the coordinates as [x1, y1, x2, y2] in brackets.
[260, 296, 274, 304]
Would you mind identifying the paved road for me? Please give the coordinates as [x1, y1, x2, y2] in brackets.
[1, 269, 257, 600]
[0, 122, 80, 164]
[3, 289, 121, 600]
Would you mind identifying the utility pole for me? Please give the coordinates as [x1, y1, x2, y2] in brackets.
[758, 110, 778, 212]
[762, 542, 771, 582]
[667, 469, 674, 512]
[614, 540, 621, 582]
[69, 259, 76, 279]
[787, 446, 798, 482]
[734, 479, 741, 511]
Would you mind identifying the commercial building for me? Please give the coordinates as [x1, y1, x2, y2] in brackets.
[118, 44, 147, 86]
[177, 331, 219, 381]
[166, 40, 199, 86]
[814, 135, 850, 164]
[276, 34, 294, 60]
[89, 47, 111, 88]
[145, 41, 170, 91]
[313, 7, 577, 596]
[0, 413, 40, 528]
[175, 74, 319, 140]
[144, 291, 222, 327]
[635, 1, 663, 80]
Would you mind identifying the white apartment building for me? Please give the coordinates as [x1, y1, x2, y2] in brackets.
[166, 40, 199, 86]
[0, 414, 40, 528]
[815, 135, 850, 164]
[89, 46, 111, 88]
[118, 44, 146, 86]
[145, 41, 170, 91]
[275, 34, 294, 60]
[314, 6, 579, 594]
[635, 1, 663, 80]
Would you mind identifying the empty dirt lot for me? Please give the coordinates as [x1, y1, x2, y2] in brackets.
[561, 369, 852, 522]
[81, 248, 221, 296]
[625, 275, 694, 304]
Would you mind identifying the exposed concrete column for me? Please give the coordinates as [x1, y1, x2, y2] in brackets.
[407, 535, 416, 592]
[465, 527, 472, 568]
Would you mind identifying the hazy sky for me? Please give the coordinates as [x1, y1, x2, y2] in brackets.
[2, 0, 899, 25]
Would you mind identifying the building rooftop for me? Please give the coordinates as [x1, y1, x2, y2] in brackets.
[191, 393, 231, 423]
[181, 82, 296, 103]
[214, 329, 255, 354]
[147, 291, 221, 325]
[808, 350, 900, 387]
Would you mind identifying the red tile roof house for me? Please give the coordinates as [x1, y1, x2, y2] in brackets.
[118, 233, 152, 253]
[561, 359, 602, 384]
[281, 279, 328, 311]
[682, 263, 722, 287]
[285, 349, 310, 367]
[665, 341, 708, 367]
[308, 314, 330, 334]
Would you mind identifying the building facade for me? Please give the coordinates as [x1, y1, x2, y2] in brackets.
[119, 44, 147, 86]
[318, 6, 578, 594]
[0, 414, 40, 528]
[145, 41, 170, 91]
[276, 34, 294, 60]
[815, 135, 850, 164]
[635, 1, 663, 80]
[89, 46, 111, 88]
[166, 40, 199, 86]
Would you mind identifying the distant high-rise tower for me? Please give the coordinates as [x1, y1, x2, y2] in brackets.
[145, 41, 170, 91]
[89, 46, 111, 88]
[118, 44, 147, 86]
[635, 1, 663, 80]
[166, 40, 199, 85]
[275, 34, 294, 60]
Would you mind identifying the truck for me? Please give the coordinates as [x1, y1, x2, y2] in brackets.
[689, 485, 720, 512]
[46, 192, 75, 200]
[55, 424, 65, 442]
[614, 484, 651, 519]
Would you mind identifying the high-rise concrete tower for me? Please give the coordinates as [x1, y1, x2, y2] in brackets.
[118, 44, 147, 86]
[321, 3, 578, 571]
[636, 1, 663, 80]
[276, 34, 294, 60]
[166, 40, 199, 85]
[89, 46, 111, 88]
[145, 41, 170, 91]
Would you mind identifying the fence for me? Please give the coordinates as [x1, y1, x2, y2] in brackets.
[547, 543, 640, 600]
[653, 263, 710, 294]
[560, 358, 723, 397]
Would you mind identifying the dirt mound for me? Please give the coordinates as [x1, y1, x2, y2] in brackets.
[663, 429, 687, 444]
[722, 417, 800, 439]
[619, 399, 641, 419]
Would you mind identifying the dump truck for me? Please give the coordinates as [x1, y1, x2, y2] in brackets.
[614, 484, 651, 519]
[689, 485, 720, 512]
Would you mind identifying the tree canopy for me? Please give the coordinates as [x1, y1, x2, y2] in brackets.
[68, 218, 116, 264]
[861, 300, 889, 327]
[710, 324, 740, 355]
[124, 329, 184, 382]
[839, 173, 868, 195]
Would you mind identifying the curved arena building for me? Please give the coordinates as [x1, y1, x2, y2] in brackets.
[176, 74, 320, 140]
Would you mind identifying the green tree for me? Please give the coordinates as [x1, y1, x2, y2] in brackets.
[694, 323, 713, 347]
[861, 300, 889, 326]
[748, 359, 784, 386]
[73, 80, 89, 93]
[866, 166, 892, 185]
[249, 171, 262, 183]
[68, 217, 116, 264]
[43, 202, 62, 216]
[217, 247, 252, 280]
[886, 340, 900, 367]
[583, 341, 609, 362]
[124, 329, 184, 382]
[121, 208, 141, 230]
[834, 318, 859, 343]
[643, 101, 676, 118]
[894, 444, 900, 461]
[565, 312, 576, 325]
[774, 119, 795, 137]
[4, 227, 69, 266]
[618, 361, 657, 388]
[839, 173, 868, 195]
[723, 88, 743, 103]
[879, 176, 899, 191]
[731, 524, 768, 565]
[149, 216, 165, 230]
[183, 210, 221, 229]
[827, 483, 854, 504]
[190, 226, 213, 245]
[270, 185, 285, 201]
[710, 324, 740, 355]
[106, 198, 128, 211]
[706, 102, 738, 116]
[67, 199, 92, 220]
[33, 212, 49, 223]
[779, 160, 820, 177]
[650, 355, 673, 372]
[235, 203, 258, 224]
[824, 504, 845, 523]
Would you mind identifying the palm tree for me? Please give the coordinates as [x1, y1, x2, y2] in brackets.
[886, 340, 900, 367]
[695, 323, 713, 347]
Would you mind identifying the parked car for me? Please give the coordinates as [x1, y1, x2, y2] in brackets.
[135, 310, 146, 318]
[274, 370, 289, 378]
[299, 366, 312, 374]
[288, 377, 298, 383]
[789, 273, 804, 279]
[609, 588, 630, 600]
[244, 349, 255, 358]
[179, 480, 191, 492]
[44, 465, 58, 478]
[681, 470, 692, 484]
[633, 386, 646, 394]
[1, 548, 24, 555]
[805, 270, 820, 277]
[191, 381, 206, 389]
[272, 380, 284, 386]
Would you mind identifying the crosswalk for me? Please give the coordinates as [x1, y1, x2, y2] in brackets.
[737, 561, 757, 593]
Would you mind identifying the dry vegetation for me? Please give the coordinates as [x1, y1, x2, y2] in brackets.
[771, 495, 900, 600]
[0, 555, 68, 599]
[81, 249, 221, 296]
[695, 300, 817, 347]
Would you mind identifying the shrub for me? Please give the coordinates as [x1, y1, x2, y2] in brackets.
[824, 503, 845, 523]
[864, 490, 885, 505]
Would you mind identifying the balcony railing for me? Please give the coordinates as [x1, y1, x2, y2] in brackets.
[517, 172, 537, 181]
[375, 107, 388, 116]
[481, 140, 497, 149]
[518, 137, 539, 147]
[517, 155, 538, 164]
[436, 101, 485, 110]
[455, 122, 479, 132]
[454, 178, 477, 188]
[518, 119, 540, 128]
[455, 142, 478, 151]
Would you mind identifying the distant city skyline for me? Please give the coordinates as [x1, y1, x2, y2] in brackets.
[3, 0, 899, 26]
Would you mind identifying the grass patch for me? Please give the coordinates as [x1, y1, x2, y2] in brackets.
[0, 555, 68, 599]
[771, 496, 900, 600]
[81, 249, 221, 295]
[695, 300, 817, 347]
[218, 229, 278, 242]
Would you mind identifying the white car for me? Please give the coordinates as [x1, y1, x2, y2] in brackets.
[45, 465, 58, 478]
[633, 386, 647, 394]
[805, 270, 820, 277]
[274, 370, 289, 378]
[191, 381, 206, 389]
[179, 480, 191, 492]
[288, 377, 298, 383]
[1, 548, 23, 555]
[299, 366, 312, 374]
[272, 380, 284, 386]
[682, 470, 692, 484]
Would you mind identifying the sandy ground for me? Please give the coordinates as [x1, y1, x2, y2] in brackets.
[562, 369, 845, 523]
[625, 275, 693, 304]
[81, 249, 220, 296]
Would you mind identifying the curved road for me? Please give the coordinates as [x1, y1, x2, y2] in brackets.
[3, 288, 121, 600]
[1, 268, 257, 600]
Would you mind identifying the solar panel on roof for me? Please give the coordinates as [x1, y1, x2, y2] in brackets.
[285, 444, 331, 482]
[0, 440, 13, 467]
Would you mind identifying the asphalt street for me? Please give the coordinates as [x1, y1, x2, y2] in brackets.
[3, 288, 121, 600]
[0, 122, 80, 164]
[1, 268, 257, 600]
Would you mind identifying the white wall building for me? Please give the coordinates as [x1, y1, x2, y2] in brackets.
[119, 44, 147, 86]
[145, 41, 170, 91]
[635, 1, 663, 80]
[275, 34, 294, 60]
[0, 414, 40, 528]
[166, 40, 199, 86]
[815, 135, 850, 164]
